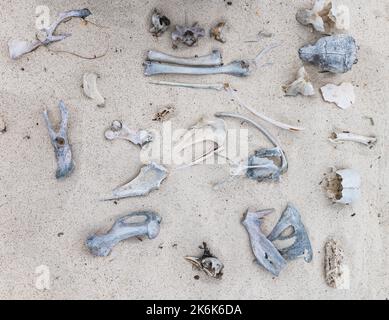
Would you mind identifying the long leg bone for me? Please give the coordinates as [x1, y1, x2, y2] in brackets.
[267, 204, 313, 262]
[242, 208, 287, 276]
[215, 112, 288, 181]
[329, 131, 377, 146]
[107, 162, 168, 200]
[105, 120, 153, 147]
[147, 50, 222, 66]
[43, 101, 74, 179]
[86, 211, 162, 257]
[185, 242, 224, 279]
[144, 60, 251, 77]
[8, 8, 92, 59]
[149, 80, 225, 91]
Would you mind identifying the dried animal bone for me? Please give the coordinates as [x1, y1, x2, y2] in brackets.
[150, 80, 225, 91]
[0, 116, 6, 134]
[215, 112, 288, 182]
[108, 162, 168, 200]
[86, 211, 162, 257]
[43, 101, 74, 179]
[326, 168, 361, 204]
[210, 22, 227, 43]
[267, 204, 313, 262]
[320, 82, 355, 109]
[83, 72, 105, 107]
[173, 118, 226, 167]
[147, 49, 222, 66]
[185, 242, 224, 279]
[8, 9, 91, 60]
[105, 120, 153, 147]
[150, 9, 171, 36]
[324, 239, 350, 289]
[296, 0, 350, 33]
[153, 105, 176, 122]
[329, 131, 376, 146]
[171, 23, 205, 47]
[242, 208, 287, 276]
[282, 67, 315, 96]
[299, 35, 357, 73]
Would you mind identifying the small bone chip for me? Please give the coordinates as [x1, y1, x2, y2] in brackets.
[320, 83, 355, 109]
[326, 168, 361, 204]
[83, 72, 105, 107]
[324, 239, 350, 289]
[283, 67, 315, 96]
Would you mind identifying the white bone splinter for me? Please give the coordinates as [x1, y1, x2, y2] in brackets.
[329, 131, 377, 146]
[83, 72, 105, 107]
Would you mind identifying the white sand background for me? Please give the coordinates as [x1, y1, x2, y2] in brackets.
[0, 0, 388, 299]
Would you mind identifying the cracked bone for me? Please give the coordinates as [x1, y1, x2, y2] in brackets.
[296, 0, 350, 33]
[144, 60, 252, 77]
[329, 131, 376, 146]
[105, 120, 153, 147]
[147, 49, 222, 66]
[326, 168, 361, 204]
[185, 242, 224, 279]
[83, 72, 105, 107]
[267, 204, 313, 262]
[107, 162, 168, 200]
[8, 8, 91, 60]
[43, 100, 74, 179]
[324, 239, 350, 289]
[150, 9, 170, 36]
[242, 208, 287, 276]
[86, 211, 162, 257]
[283, 67, 315, 96]
[320, 83, 355, 109]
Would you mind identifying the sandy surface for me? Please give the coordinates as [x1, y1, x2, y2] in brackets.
[0, 0, 388, 300]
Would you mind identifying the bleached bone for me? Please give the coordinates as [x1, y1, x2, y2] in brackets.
[83, 72, 105, 107]
[150, 80, 225, 91]
[283, 67, 315, 96]
[215, 112, 288, 181]
[144, 60, 251, 77]
[8, 9, 91, 60]
[267, 204, 313, 262]
[105, 120, 153, 147]
[242, 208, 287, 276]
[329, 131, 377, 146]
[321, 83, 355, 109]
[147, 50, 222, 66]
[107, 162, 168, 200]
[324, 239, 350, 289]
[150, 9, 170, 36]
[326, 168, 361, 204]
[86, 211, 162, 257]
[43, 101, 74, 179]
[296, 0, 350, 33]
[185, 242, 224, 279]
[173, 118, 226, 167]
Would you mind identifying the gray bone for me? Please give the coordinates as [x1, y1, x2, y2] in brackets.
[43, 101, 74, 179]
[147, 49, 222, 66]
[86, 211, 162, 257]
[267, 204, 313, 262]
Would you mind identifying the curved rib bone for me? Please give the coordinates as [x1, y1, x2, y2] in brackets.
[147, 50, 222, 66]
[105, 120, 153, 147]
[267, 203, 313, 262]
[144, 60, 252, 77]
[242, 209, 287, 276]
[43, 101, 74, 179]
[108, 162, 168, 200]
[86, 211, 162, 257]
[8, 8, 91, 59]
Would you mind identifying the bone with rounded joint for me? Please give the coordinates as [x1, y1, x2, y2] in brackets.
[105, 120, 153, 147]
[329, 131, 377, 146]
[147, 50, 222, 66]
[86, 211, 162, 257]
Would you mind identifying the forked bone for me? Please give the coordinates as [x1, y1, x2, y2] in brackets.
[242, 208, 287, 276]
[43, 101, 74, 179]
[147, 50, 222, 66]
[8, 8, 91, 59]
[86, 211, 162, 256]
[267, 204, 313, 262]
